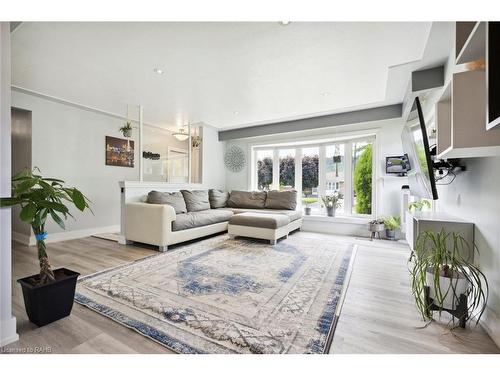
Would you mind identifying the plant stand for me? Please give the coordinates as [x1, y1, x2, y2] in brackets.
[424, 286, 468, 328]
[370, 230, 382, 240]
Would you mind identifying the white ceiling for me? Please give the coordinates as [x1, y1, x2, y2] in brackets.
[12, 22, 450, 130]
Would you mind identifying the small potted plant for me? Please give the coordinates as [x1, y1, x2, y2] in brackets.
[368, 218, 385, 239]
[321, 192, 343, 217]
[301, 197, 316, 215]
[408, 199, 431, 212]
[119, 121, 133, 138]
[383, 215, 401, 240]
[409, 230, 488, 327]
[0, 168, 92, 326]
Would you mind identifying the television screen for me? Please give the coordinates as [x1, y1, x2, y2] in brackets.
[401, 97, 438, 200]
[386, 155, 410, 174]
[487, 22, 500, 129]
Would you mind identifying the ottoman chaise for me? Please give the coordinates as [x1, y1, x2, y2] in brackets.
[228, 211, 300, 244]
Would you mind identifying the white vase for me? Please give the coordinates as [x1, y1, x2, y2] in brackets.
[426, 267, 469, 309]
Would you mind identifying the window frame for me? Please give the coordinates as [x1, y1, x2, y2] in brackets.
[251, 133, 377, 218]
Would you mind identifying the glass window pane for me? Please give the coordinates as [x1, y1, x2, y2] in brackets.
[325, 144, 345, 213]
[279, 149, 295, 191]
[301, 147, 320, 214]
[352, 140, 373, 215]
[256, 150, 273, 191]
[142, 126, 189, 183]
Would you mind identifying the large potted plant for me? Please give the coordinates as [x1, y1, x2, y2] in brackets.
[383, 215, 400, 240]
[0, 168, 91, 326]
[321, 192, 343, 217]
[409, 230, 488, 327]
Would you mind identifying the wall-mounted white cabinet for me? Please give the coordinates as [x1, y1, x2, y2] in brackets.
[436, 70, 500, 159]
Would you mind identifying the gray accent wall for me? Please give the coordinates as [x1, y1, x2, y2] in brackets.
[219, 104, 402, 141]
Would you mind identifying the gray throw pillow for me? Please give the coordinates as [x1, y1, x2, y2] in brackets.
[146, 191, 187, 214]
[227, 190, 267, 209]
[181, 190, 210, 212]
[265, 190, 297, 210]
[209, 189, 229, 208]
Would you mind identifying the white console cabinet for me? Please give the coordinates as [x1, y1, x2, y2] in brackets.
[405, 211, 474, 261]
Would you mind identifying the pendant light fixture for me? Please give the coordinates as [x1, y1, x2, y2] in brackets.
[172, 126, 189, 141]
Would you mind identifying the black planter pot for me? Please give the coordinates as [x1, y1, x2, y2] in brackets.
[17, 268, 80, 327]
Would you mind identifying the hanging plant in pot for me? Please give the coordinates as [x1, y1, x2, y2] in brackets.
[119, 121, 133, 138]
[409, 230, 488, 327]
[0, 168, 92, 326]
[321, 192, 343, 217]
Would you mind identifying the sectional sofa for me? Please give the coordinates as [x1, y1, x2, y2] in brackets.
[124, 189, 302, 251]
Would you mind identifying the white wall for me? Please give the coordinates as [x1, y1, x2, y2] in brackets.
[435, 158, 500, 345]
[11, 108, 32, 237]
[224, 117, 408, 235]
[0, 22, 18, 347]
[12, 90, 140, 237]
[413, 47, 500, 346]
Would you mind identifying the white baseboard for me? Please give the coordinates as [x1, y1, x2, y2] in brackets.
[12, 231, 35, 246]
[0, 316, 18, 347]
[12, 225, 120, 246]
[480, 305, 500, 349]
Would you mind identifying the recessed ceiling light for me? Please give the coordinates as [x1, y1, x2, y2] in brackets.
[280, 21, 291, 26]
[320, 92, 331, 96]
[153, 68, 164, 75]
[233, 111, 240, 115]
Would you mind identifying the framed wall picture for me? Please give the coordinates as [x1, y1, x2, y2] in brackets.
[105, 136, 134, 167]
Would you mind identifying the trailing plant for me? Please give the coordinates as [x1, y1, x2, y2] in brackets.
[321, 192, 343, 209]
[119, 121, 133, 137]
[0, 168, 92, 285]
[383, 215, 401, 230]
[408, 199, 431, 212]
[408, 230, 488, 325]
[369, 218, 385, 225]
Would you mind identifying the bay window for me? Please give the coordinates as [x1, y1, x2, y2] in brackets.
[252, 135, 375, 218]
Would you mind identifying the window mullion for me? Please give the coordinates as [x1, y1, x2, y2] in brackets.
[295, 148, 302, 205]
[272, 149, 279, 190]
[318, 145, 326, 200]
[344, 142, 353, 214]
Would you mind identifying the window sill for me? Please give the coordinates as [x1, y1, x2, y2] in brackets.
[302, 214, 372, 225]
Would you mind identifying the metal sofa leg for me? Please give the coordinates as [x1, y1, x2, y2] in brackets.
[270, 239, 277, 245]
[159, 245, 168, 252]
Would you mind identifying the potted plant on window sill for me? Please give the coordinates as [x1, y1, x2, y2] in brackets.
[301, 197, 316, 215]
[409, 230, 488, 327]
[0, 168, 92, 327]
[383, 215, 401, 240]
[321, 192, 343, 217]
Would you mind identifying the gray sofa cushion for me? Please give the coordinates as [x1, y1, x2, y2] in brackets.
[228, 212, 290, 229]
[146, 191, 187, 214]
[227, 190, 267, 209]
[172, 209, 233, 231]
[181, 190, 210, 212]
[220, 207, 302, 222]
[209, 189, 229, 208]
[265, 190, 297, 210]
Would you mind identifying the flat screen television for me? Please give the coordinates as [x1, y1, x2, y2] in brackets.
[487, 22, 500, 129]
[386, 155, 410, 175]
[401, 97, 438, 200]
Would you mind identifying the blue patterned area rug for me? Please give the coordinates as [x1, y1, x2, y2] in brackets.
[75, 232, 356, 354]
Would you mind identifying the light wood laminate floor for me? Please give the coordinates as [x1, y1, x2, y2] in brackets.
[5, 234, 499, 354]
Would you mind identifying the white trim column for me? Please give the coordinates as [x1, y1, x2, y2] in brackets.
[0, 22, 19, 347]
[344, 141, 353, 214]
[271, 149, 279, 191]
